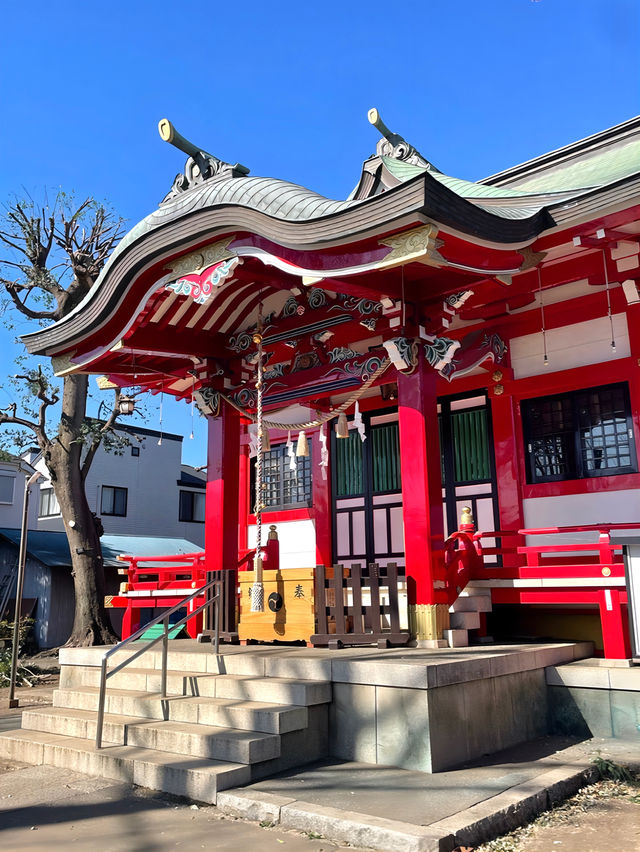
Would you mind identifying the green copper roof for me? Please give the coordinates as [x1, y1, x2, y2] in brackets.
[382, 156, 541, 198]
[494, 137, 640, 193]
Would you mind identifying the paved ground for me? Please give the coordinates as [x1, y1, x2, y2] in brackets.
[0, 762, 370, 852]
[245, 736, 585, 825]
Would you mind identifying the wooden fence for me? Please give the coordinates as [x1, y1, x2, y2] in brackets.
[202, 569, 239, 643]
[310, 562, 410, 649]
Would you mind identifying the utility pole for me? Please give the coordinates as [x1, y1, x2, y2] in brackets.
[8, 469, 41, 708]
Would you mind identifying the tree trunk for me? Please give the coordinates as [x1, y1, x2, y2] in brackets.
[47, 374, 117, 647]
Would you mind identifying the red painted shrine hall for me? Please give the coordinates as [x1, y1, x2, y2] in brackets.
[23, 112, 640, 657]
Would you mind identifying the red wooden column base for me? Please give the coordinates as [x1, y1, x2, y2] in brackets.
[398, 348, 448, 642]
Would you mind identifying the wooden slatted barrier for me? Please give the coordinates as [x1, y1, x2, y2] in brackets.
[203, 569, 239, 643]
[311, 562, 410, 649]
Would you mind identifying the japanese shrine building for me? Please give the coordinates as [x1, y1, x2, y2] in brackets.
[22, 111, 640, 655]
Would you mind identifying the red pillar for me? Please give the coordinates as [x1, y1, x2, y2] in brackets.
[205, 404, 241, 572]
[238, 440, 250, 559]
[599, 589, 631, 659]
[398, 349, 447, 640]
[490, 390, 525, 573]
[312, 429, 333, 567]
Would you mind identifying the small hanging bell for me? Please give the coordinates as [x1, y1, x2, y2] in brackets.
[336, 412, 349, 439]
[296, 430, 309, 457]
[260, 427, 271, 452]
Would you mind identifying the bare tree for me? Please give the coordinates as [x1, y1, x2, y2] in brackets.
[0, 194, 129, 646]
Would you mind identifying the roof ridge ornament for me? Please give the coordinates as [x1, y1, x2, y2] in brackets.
[368, 108, 440, 172]
[158, 118, 250, 204]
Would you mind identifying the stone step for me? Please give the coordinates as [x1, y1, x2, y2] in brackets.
[0, 728, 250, 804]
[449, 610, 481, 630]
[459, 584, 492, 598]
[79, 666, 331, 706]
[444, 628, 469, 648]
[59, 645, 332, 682]
[22, 707, 280, 764]
[53, 686, 308, 734]
[450, 594, 492, 614]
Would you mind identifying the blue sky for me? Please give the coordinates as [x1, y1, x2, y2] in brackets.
[1, 0, 638, 466]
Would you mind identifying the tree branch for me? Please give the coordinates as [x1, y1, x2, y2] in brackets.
[0, 404, 48, 446]
[4, 283, 58, 320]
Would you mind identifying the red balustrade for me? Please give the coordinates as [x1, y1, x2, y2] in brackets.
[110, 532, 280, 639]
[462, 522, 640, 659]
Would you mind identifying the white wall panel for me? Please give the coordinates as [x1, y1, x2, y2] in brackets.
[523, 488, 640, 545]
[248, 519, 316, 569]
[510, 313, 630, 379]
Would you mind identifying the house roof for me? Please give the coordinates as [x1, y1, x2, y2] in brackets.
[0, 529, 202, 568]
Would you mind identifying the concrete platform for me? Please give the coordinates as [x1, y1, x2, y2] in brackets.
[56, 639, 595, 773]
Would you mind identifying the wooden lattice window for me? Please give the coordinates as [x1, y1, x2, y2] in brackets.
[250, 444, 312, 511]
[522, 382, 637, 484]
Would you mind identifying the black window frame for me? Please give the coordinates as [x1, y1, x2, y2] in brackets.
[249, 443, 313, 512]
[179, 489, 205, 523]
[100, 485, 128, 517]
[522, 382, 637, 485]
[131, 445, 140, 457]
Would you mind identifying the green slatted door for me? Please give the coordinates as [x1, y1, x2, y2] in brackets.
[439, 395, 499, 553]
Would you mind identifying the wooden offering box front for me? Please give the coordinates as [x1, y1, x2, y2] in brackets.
[238, 567, 315, 642]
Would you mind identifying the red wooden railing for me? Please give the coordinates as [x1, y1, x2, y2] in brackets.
[111, 531, 280, 640]
[465, 522, 640, 659]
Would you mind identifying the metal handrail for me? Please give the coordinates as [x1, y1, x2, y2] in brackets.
[95, 576, 221, 749]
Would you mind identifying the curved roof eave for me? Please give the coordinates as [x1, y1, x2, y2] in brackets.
[22, 170, 554, 358]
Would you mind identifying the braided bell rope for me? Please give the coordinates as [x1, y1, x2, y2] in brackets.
[220, 357, 392, 430]
[251, 319, 265, 611]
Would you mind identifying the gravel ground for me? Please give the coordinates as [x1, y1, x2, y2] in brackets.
[474, 769, 640, 852]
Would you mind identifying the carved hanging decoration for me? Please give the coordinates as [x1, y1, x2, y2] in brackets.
[423, 336, 461, 371]
[281, 296, 305, 318]
[438, 331, 508, 381]
[167, 238, 236, 278]
[292, 351, 321, 372]
[341, 354, 385, 382]
[306, 288, 328, 309]
[193, 387, 220, 417]
[165, 256, 241, 305]
[383, 337, 418, 371]
[328, 346, 360, 363]
[378, 224, 444, 268]
[329, 294, 383, 317]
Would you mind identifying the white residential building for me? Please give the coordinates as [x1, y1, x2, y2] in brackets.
[0, 455, 40, 531]
[34, 423, 206, 548]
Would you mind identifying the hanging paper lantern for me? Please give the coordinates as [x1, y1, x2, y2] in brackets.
[336, 412, 349, 439]
[296, 430, 309, 457]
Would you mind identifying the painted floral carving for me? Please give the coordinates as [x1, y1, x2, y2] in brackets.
[166, 256, 240, 305]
